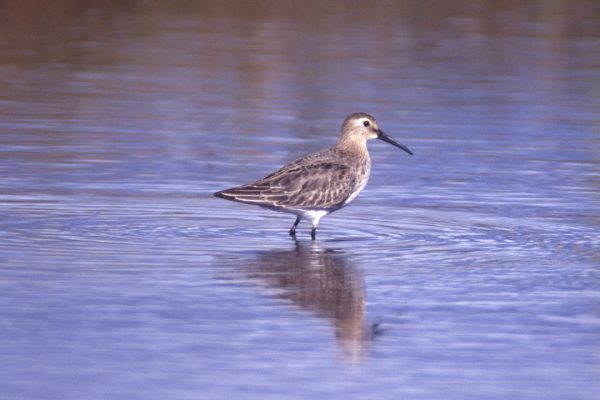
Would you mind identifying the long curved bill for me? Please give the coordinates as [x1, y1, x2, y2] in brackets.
[377, 129, 413, 155]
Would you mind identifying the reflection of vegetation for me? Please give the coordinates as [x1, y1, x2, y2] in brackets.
[1, 0, 597, 224]
[251, 241, 375, 360]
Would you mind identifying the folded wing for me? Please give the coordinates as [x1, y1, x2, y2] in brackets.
[214, 162, 356, 210]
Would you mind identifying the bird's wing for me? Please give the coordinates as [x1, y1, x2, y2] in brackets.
[215, 162, 357, 210]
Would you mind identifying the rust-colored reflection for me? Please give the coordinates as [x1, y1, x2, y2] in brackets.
[251, 241, 375, 361]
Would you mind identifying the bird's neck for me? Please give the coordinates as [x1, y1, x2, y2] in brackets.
[335, 136, 370, 162]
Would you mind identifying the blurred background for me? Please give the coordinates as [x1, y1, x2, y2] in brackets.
[0, 1, 599, 399]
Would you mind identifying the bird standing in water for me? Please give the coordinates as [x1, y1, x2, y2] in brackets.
[214, 112, 413, 240]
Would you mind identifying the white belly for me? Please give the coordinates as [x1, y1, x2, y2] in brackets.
[303, 209, 329, 222]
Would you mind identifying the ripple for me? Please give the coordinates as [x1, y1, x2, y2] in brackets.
[315, 207, 600, 266]
[2, 193, 599, 268]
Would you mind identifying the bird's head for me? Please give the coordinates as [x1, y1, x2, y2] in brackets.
[339, 112, 413, 155]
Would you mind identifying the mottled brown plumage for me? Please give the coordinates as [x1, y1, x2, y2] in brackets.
[214, 112, 413, 239]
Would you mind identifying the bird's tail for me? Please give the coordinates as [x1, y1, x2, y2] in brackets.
[213, 185, 287, 205]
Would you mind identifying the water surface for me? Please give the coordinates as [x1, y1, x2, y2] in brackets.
[1, 1, 599, 399]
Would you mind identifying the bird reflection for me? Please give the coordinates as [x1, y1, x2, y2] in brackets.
[249, 240, 376, 360]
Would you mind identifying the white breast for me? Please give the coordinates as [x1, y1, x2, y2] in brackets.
[343, 177, 369, 205]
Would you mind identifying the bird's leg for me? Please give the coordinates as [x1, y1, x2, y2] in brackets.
[289, 216, 301, 237]
[311, 227, 317, 240]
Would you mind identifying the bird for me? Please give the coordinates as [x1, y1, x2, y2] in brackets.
[214, 112, 413, 240]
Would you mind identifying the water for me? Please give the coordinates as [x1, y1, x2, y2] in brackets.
[1, 1, 599, 399]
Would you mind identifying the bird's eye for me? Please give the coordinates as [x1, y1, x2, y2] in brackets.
[363, 120, 370, 127]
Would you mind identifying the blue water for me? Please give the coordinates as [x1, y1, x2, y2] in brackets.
[1, 1, 599, 399]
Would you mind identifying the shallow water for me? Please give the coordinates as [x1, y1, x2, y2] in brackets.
[1, 1, 600, 399]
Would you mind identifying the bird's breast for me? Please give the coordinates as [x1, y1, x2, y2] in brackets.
[342, 159, 370, 206]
